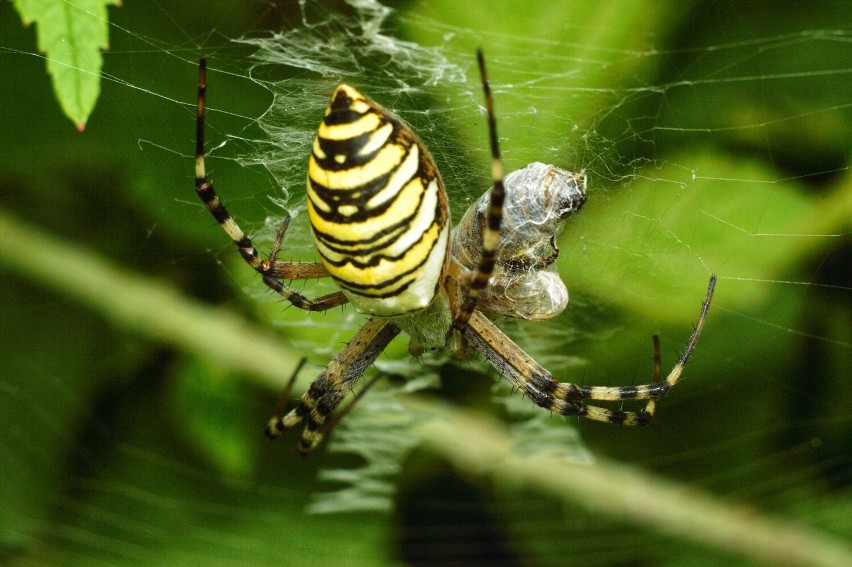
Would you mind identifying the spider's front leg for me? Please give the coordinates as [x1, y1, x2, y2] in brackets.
[195, 57, 348, 312]
[264, 317, 400, 454]
[453, 48, 505, 328]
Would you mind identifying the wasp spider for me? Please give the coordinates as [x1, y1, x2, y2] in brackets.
[194, 51, 716, 454]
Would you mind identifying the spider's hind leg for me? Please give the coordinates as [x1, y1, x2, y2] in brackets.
[460, 311, 656, 426]
[459, 275, 715, 426]
[264, 318, 401, 454]
[552, 275, 717, 423]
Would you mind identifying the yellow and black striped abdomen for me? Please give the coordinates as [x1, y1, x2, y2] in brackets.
[307, 84, 450, 317]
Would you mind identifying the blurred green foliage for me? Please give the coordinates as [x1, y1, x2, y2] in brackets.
[0, 1, 849, 565]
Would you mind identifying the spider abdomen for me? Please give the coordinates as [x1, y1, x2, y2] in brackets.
[307, 84, 450, 317]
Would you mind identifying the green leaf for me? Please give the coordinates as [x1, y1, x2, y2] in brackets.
[12, 0, 118, 130]
[559, 151, 849, 321]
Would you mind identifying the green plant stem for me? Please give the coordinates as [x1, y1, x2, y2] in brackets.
[0, 209, 298, 387]
[413, 401, 852, 567]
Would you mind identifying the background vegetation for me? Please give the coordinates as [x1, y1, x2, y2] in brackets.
[0, 1, 848, 565]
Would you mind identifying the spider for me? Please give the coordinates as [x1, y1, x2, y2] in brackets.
[194, 50, 716, 454]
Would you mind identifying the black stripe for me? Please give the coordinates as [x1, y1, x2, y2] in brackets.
[337, 274, 416, 299]
[486, 202, 503, 231]
[575, 385, 593, 399]
[304, 416, 321, 432]
[208, 203, 230, 225]
[607, 410, 627, 425]
[551, 399, 584, 416]
[323, 92, 364, 124]
[313, 121, 397, 171]
[236, 236, 253, 249]
[470, 255, 495, 285]
[314, 221, 407, 256]
[633, 412, 652, 426]
[619, 386, 638, 399]
[646, 382, 669, 398]
[316, 395, 338, 416]
[309, 167, 395, 203]
[325, 258, 417, 291]
[530, 369, 557, 393]
[325, 223, 443, 297]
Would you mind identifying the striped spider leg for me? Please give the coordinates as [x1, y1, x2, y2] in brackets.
[195, 57, 348, 313]
[195, 51, 715, 455]
[457, 278, 716, 426]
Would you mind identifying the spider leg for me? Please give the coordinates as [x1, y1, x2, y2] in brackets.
[264, 317, 401, 454]
[651, 334, 662, 383]
[262, 216, 328, 280]
[269, 357, 309, 423]
[640, 275, 715, 417]
[643, 334, 663, 415]
[460, 275, 716, 425]
[553, 275, 716, 406]
[195, 57, 348, 312]
[317, 372, 386, 443]
[454, 48, 505, 327]
[460, 310, 591, 418]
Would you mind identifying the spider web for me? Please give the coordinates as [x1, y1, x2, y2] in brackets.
[219, 0, 849, 513]
[0, 0, 849, 564]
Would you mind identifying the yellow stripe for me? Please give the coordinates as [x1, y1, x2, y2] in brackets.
[308, 141, 406, 191]
[358, 122, 394, 157]
[313, 177, 438, 259]
[220, 217, 245, 242]
[372, 178, 440, 258]
[312, 137, 326, 159]
[317, 112, 381, 141]
[306, 172, 331, 213]
[349, 99, 371, 114]
[365, 143, 419, 209]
